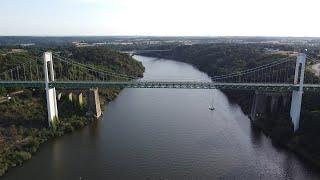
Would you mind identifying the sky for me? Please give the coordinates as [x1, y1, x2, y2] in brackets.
[0, 0, 319, 37]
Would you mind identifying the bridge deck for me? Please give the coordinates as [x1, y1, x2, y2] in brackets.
[2, 81, 320, 92]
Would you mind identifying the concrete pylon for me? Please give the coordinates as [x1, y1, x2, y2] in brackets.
[68, 92, 73, 102]
[57, 92, 62, 101]
[78, 93, 84, 107]
[290, 53, 306, 132]
[87, 88, 102, 118]
[44, 52, 58, 128]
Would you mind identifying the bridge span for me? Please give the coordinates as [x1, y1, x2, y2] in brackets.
[1, 81, 320, 92]
[0, 51, 317, 132]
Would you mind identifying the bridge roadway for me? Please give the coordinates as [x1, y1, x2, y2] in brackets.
[1, 81, 320, 92]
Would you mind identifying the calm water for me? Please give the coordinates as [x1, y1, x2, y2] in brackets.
[3, 55, 320, 179]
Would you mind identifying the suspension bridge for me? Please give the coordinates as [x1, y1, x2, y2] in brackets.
[0, 51, 319, 131]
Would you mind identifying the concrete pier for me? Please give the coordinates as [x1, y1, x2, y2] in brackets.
[57, 92, 62, 101]
[250, 91, 290, 121]
[87, 88, 102, 118]
[78, 93, 84, 107]
[68, 92, 73, 102]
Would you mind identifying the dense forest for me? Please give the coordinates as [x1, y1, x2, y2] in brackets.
[138, 43, 320, 168]
[69, 47, 144, 77]
[138, 43, 291, 76]
[0, 46, 145, 176]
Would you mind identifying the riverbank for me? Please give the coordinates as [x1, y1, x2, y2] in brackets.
[0, 88, 123, 176]
[0, 115, 91, 176]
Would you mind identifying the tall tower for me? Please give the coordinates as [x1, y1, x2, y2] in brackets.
[290, 53, 306, 131]
[43, 52, 58, 128]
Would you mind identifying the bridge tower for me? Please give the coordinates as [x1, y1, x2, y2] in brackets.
[290, 53, 306, 131]
[43, 52, 59, 128]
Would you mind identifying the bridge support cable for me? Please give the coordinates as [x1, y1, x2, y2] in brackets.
[0, 56, 44, 82]
[212, 57, 292, 80]
[212, 57, 296, 84]
[53, 55, 135, 82]
[52, 53, 139, 81]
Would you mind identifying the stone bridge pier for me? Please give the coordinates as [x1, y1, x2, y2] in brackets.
[86, 88, 102, 119]
[250, 91, 290, 121]
[57, 91, 85, 107]
[57, 89, 101, 118]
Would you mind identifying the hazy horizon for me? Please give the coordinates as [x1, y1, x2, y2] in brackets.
[1, 0, 320, 37]
[1, 35, 320, 39]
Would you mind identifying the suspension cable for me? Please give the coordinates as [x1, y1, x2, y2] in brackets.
[212, 56, 294, 81]
[52, 53, 138, 80]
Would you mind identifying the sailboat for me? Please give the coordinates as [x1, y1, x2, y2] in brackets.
[208, 90, 215, 111]
[208, 105, 215, 111]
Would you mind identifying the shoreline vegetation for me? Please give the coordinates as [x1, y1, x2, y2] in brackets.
[136, 43, 320, 169]
[0, 47, 145, 176]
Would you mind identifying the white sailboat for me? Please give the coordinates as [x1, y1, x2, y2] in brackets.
[209, 105, 215, 111]
[208, 90, 215, 111]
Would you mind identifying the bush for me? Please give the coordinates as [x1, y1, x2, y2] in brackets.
[0, 163, 8, 176]
[21, 136, 41, 153]
[13, 151, 32, 165]
[20, 89, 32, 99]
[61, 122, 75, 133]
[0, 87, 6, 96]
[69, 117, 88, 129]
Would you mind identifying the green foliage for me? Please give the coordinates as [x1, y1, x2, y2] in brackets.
[0, 87, 6, 96]
[0, 95, 47, 126]
[70, 47, 145, 78]
[59, 122, 74, 133]
[20, 89, 33, 99]
[0, 53, 37, 73]
[100, 88, 121, 101]
[139, 43, 287, 77]
[14, 151, 32, 162]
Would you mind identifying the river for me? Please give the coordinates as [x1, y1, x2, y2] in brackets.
[3, 55, 320, 179]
